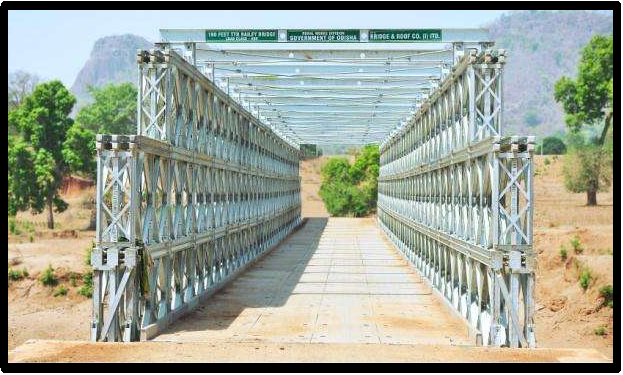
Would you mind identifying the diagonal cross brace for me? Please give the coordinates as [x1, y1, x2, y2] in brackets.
[495, 271, 528, 348]
[100, 266, 134, 341]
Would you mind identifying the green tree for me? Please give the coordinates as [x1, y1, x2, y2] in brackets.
[62, 124, 97, 180]
[319, 145, 380, 217]
[562, 134, 612, 205]
[554, 35, 613, 205]
[7, 80, 95, 229]
[75, 83, 137, 134]
[536, 136, 567, 155]
[8, 137, 41, 216]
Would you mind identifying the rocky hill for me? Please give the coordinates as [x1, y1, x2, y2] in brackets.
[489, 10, 613, 137]
[70, 34, 152, 109]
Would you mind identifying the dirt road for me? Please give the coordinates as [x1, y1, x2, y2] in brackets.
[8, 340, 610, 363]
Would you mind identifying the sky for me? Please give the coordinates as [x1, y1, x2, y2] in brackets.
[8, 9, 512, 87]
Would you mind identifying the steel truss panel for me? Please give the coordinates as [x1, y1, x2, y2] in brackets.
[91, 49, 301, 342]
[378, 49, 536, 348]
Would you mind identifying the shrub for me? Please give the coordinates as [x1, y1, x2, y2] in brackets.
[544, 157, 551, 166]
[78, 271, 93, 298]
[8, 218, 21, 235]
[53, 285, 68, 297]
[8, 267, 28, 281]
[537, 136, 567, 155]
[559, 245, 568, 260]
[8, 267, 23, 281]
[29, 234, 34, 243]
[524, 110, 541, 127]
[594, 326, 607, 336]
[599, 285, 613, 308]
[69, 272, 79, 287]
[39, 265, 58, 286]
[579, 268, 592, 290]
[22, 221, 35, 233]
[571, 236, 583, 254]
[85, 244, 93, 266]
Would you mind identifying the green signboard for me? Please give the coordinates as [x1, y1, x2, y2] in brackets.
[205, 29, 278, 42]
[202, 29, 444, 43]
[287, 30, 360, 43]
[368, 29, 443, 42]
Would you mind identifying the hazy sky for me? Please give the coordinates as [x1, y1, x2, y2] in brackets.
[8, 9, 514, 86]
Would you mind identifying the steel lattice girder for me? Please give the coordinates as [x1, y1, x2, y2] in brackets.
[378, 50, 536, 348]
[91, 48, 302, 342]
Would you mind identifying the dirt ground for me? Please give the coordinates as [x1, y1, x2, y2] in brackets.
[8, 188, 94, 350]
[7, 156, 615, 360]
[7, 340, 610, 363]
[531, 155, 614, 358]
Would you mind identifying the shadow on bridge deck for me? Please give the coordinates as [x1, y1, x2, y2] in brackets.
[155, 217, 472, 345]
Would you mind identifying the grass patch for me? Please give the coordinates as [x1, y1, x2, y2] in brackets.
[570, 236, 583, 254]
[78, 271, 93, 298]
[69, 272, 80, 287]
[8, 267, 28, 281]
[39, 265, 58, 287]
[579, 268, 592, 291]
[594, 326, 607, 336]
[559, 245, 568, 261]
[544, 157, 551, 165]
[599, 248, 613, 255]
[53, 285, 68, 297]
[599, 285, 613, 308]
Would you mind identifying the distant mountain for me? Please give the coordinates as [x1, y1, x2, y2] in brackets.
[489, 10, 613, 138]
[70, 34, 152, 110]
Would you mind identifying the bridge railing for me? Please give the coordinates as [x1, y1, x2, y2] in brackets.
[378, 50, 536, 348]
[91, 49, 301, 342]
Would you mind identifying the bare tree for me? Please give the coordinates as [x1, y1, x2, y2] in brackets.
[8, 70, 40, 110]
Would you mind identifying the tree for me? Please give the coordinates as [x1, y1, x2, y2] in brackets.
[536, 136, 567, 155]
[62, 123, 97, 230]
[8, 80, 83, 229]
[8, 70, 40, 110]
[75, 83, 138, 134]
[8, 71, 41, 136]
[63, 124, 97, 180]
[554, 35, 613, 205]
[8, 137, 40, 216]
[319, 145, 380, 217]
[562, 134, 612, 206]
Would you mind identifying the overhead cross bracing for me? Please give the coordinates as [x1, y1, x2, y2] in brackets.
[159, 28, 491, 146]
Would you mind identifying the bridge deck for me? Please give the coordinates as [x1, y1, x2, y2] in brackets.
[155, 217, 472, 345]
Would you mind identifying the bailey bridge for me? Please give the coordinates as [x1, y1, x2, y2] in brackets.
[91, 28, 536, 350]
